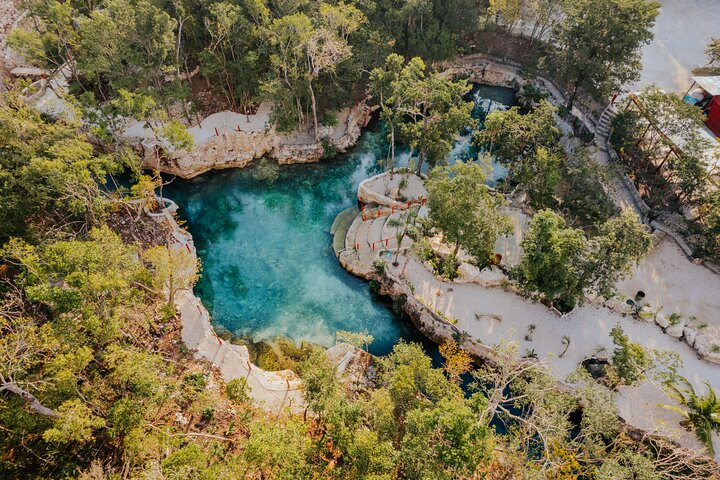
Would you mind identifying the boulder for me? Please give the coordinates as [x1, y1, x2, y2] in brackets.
[665, 317, 687, 338]
[477, 266, 506, 287]
[637, 306, 656, 322]
[694, 334, 716, 357]
[655, 313, 670, 330]
[457, 263, 480, 283]
[684, 327, 698, 348]
[604, 298, 621, 312]
[704, 351, 720, 365]
[666, 323, 684, 338]
[681, 205, 700, 221]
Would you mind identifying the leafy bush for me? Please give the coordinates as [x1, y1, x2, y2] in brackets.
[225, 378, 250, 404]
[413, 238, 436, 263]
[608, 110, 642, 156]
[373, 259, 387, 275]
[440, 255, 460, 280]
[182, 372, 206, 392]
[321, 111, 338, 126]
[560, 149, 617, 227]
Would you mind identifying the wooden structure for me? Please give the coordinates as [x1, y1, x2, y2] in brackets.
[620, 93, 718, 205]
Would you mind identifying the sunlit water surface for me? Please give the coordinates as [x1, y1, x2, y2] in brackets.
[165, 85, 517, 356]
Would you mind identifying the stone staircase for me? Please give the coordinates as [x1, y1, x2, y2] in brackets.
[331, 206, 359, 255]
[596, 104, 619, 139]
[342, 206, 420, 265]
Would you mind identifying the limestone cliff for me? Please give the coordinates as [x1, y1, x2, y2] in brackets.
[135, 103, 373, 179]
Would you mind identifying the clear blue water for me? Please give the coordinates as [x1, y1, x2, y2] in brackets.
[164, 85, 517, 357]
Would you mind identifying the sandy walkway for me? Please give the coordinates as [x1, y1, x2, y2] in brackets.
[390, 250, 717, 452]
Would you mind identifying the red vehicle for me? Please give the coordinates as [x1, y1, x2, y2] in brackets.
[684, 76, 720, 137]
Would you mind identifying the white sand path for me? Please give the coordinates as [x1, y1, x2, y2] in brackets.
[390, 249, 718, 452]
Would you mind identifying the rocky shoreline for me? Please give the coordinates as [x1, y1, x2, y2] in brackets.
[132, 102, 375, 179]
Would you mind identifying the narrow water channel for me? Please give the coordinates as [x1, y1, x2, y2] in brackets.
[164, 85, 517, 357]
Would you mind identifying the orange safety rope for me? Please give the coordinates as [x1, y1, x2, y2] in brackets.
[360, 197, 425, 222]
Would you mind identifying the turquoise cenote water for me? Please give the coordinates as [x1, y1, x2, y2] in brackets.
[165, 85, 517, 356]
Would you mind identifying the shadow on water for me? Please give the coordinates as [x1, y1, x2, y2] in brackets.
[163, 84, 517, 360]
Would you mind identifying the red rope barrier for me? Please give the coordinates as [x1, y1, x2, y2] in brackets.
[360, 197, 425, 222]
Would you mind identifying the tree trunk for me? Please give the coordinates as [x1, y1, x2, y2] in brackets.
[453, 241, 461, 257]
[169, 272, 175, 306]
[416, 150, 426, 176]
[390, 125, 396, 174]
[567, 77, 582, 111]
[308, 80, 319, 142]
[0, 382, 60, 418]
[415, 111, 429, 175]
[393, 232, 405, 264]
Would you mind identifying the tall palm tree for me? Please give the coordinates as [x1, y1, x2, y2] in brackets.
[664, 377, 720, 456]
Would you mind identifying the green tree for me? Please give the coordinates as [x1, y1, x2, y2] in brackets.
[700, 189, 720, 258]
[225, 378, 251, 404]
[0, 92, 120, 243]
[42, 399, 106, 444]
[244, 418, 311, 479]
[426, 162, 511, 266]
[392, 59, 474, 174]
[400, 397, 494, 479]
[513, 146, 563, 208]
[265, 4, 365, 139]
[7, 1, 79, 78]
[475, 100, 561, 187]
[513, 209, 586, 309]
[7, 226, 148, 343]
[143, 244, 200, 306]
[609, 324, 653, 386]
[560, 147, 617, 226]
[552, 0, 659, 110]
[369, 53, 405, 172]
[582, 211, 652, 299]
[387, 203, 420, 264]
[200, 1, 266, 112]
[81, 0, 177, 96]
